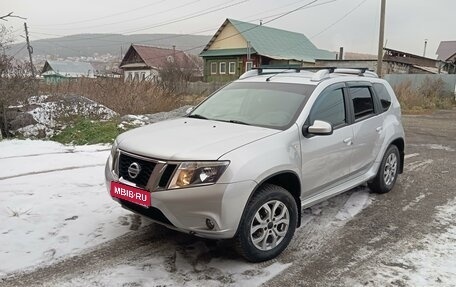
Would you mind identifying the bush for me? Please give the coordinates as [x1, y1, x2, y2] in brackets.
[38, 78, 208, 116]
[393, 78, 455, 113]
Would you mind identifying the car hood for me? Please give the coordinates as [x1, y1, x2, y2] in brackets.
[117, 118, 280, 161]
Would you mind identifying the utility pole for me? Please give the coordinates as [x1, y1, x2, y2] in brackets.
[376, 0, 386, 77]
[24, 22, 35, 78]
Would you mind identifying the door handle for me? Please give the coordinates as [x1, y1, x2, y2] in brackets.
[343, 137, 353, 145]
[376, 126, 383, 132]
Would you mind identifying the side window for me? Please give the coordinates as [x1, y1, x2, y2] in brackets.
[373, 83, 392, 112]
[309, 88, 346, 127]
[349, 87, 374, 120]
[219, 62, 227, 74]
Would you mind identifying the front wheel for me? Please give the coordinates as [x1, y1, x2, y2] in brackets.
[369, 145, 400, 194]
[234, 184, 298, 262]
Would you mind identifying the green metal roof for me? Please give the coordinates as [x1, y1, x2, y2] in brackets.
[200, 48, 256, 57]
[200, 19, 335, 63]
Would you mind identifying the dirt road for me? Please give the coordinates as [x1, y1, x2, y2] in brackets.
[2, 110, 456, 287]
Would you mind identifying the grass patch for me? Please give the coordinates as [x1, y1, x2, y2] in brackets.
[52, 119, 120, 145]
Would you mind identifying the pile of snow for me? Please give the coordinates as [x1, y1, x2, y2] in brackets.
[118, 105, 191, 130]
[9, 94, 118, 138]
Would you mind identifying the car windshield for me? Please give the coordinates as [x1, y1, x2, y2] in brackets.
[189, 82, 315, 129]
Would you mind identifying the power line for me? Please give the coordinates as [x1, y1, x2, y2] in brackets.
[138, 0, 321, 63]
[33, 0, 167, 26]
[11, 44, 27, 57]
[30, 0, 334, 49]
[310, 0, 369, 39]
[31, 0, 248, 43]
[34, 0, 203, 31]
[28, 0, 337, 56]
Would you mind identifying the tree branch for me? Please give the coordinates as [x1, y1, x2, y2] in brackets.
[0, 12, 27, 21]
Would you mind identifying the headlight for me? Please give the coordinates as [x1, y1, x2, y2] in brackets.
[168, 161, 229, 189]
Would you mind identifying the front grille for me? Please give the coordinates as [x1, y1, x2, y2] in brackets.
[119, 199, 174, 226]
[118, 153, 156, 188]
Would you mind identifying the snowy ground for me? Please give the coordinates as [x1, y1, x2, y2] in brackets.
[344, 197, 456, 287]
[0, 139, 374, 286]
[0, 140, 135, 276]
[2, 139, 456, 287]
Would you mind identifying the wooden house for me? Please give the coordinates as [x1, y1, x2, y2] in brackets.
[119, 44, 195, 82]
[41, 60, 95, 84]
[199, 18, 335, 82]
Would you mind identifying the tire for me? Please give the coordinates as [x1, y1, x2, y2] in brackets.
[234, 184, 298, 262]
[368, 145, 400, 194]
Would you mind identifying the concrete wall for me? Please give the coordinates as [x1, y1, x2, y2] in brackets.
[384, 74, 456, 97]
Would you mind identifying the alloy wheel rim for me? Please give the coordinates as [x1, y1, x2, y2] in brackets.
[250, 200, 290, 251]
[383, 153, 398, 186]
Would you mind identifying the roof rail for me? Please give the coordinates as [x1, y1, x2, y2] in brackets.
[238, 66, 378, 80]
[253, 66, 337, 74]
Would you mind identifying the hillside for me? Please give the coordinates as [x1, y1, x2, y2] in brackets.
[8, 33, 212, 59]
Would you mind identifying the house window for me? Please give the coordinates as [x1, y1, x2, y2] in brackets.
[219, 62, 227, 74]
[134, 72, 139, 81]
[229, 62, 236, 74]
[141, 72, 146, 81]
[211, 62, 217, 74]
[246, 61, 253, 71]
[126, 72, 133, 81]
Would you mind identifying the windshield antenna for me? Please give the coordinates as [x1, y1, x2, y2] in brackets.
[265, 69, 292, 82]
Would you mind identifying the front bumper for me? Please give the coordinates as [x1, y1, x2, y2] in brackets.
[105, 158, 256, 239]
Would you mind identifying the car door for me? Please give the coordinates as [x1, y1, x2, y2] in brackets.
[300, 84, 354, 198]
[347, 83, 385, 175]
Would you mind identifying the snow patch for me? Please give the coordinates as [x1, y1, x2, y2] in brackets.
[335, 188, 372, 221]
[410, 144, 455, 152]
[350, 198, 456, 287]
[10, 94, 118, 138]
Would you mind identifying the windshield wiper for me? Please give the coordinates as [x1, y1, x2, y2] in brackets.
[229, 120, 250, 125]
[217, 119, 251, 126]
[187, 114, 208, 120]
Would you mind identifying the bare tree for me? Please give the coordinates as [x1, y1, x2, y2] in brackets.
[0, 23, 36, 138]
[0, 12, 26, 21]
[158, 54, 200, 95]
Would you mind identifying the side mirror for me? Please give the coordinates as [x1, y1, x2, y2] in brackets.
[307, 120, 333, 135]
[185, 107, 194, 115]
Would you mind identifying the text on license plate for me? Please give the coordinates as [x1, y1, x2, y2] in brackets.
[110, 181, 151, 206]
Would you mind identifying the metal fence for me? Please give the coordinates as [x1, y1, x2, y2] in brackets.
[384, 74, 456, 97]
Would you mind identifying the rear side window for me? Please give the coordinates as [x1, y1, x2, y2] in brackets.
[349, 87, 374, 120]
[309, 88, 346, 127]
[373, 83, 392, 112]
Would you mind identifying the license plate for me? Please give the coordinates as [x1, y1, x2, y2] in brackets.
[110, 181, 151, 207]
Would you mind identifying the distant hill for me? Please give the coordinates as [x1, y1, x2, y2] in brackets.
[8, 33, 212, 59]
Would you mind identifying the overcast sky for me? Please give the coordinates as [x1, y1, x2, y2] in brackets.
[2, 0, 455, 58]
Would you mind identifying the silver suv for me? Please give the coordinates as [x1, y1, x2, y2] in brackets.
[105, 68, 405, 262]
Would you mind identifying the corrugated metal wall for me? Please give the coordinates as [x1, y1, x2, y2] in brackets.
[384, 74, 456, 97]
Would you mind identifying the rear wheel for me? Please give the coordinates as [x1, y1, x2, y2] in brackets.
[369, 145, 400, 194]
[234, 184, 297, 262]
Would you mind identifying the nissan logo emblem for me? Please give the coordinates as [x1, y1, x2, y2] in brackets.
[128, 162, 141, 179]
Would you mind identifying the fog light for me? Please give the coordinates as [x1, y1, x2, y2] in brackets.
[206, 218, 215, 230]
